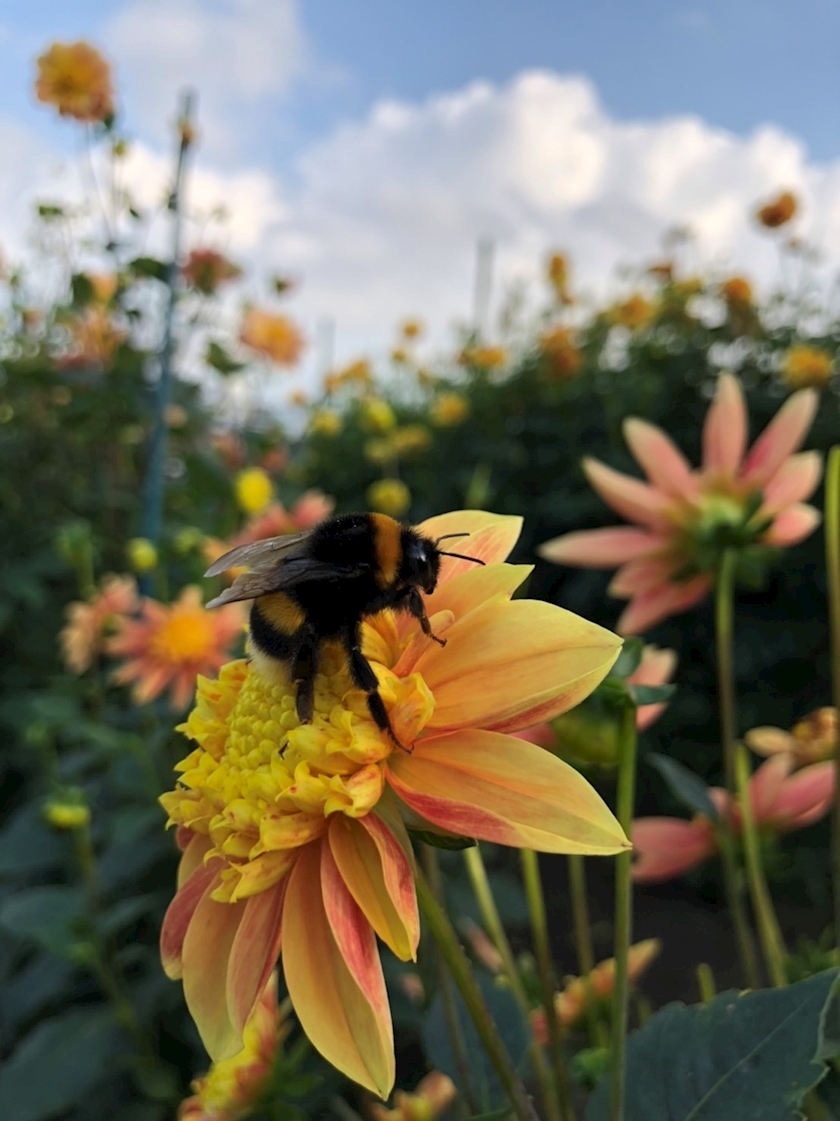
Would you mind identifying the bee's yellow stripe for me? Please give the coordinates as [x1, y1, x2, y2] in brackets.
[370, 513, 402, 588]
[256, 591, 306, 635]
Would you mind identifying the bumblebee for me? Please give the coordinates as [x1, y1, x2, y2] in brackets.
[205, 512, 482, 746]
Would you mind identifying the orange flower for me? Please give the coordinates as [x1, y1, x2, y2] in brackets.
[35, 41, 114, 123]
[756, 190, 798, 229]
[183, 249, 241, 296]
[722, 276, 753, 306]
[60, 574, 138, 674]
[611, 294, 654, 331]
[540, 326, 582, 380]
[747, 707, 837, 768]
[87, 273, 118, 304]
[58, 306, 126, 371]
[458, 345, 507, 371]
[159, 512, 627, 1095]
[547, 252, 571, 303]
[781, 345, 834, 390]
[370, 1071, 457, 1121]
[540, 373, 821, 633]
[107, 586, 244, 710]
[400, 319, 424, 341]
[178, 974, 286, 1121]
[239, 308, 303, 366]
[227, 492, 334, 554]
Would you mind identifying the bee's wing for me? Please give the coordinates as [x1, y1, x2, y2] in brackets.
[206, 549, 368, 611]
[203, 531, 313, 578]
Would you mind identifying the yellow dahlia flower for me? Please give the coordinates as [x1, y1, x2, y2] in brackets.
[239, 308, 303, 366]
[159, 512, 627, 1096]
[35, 41, 114, 123]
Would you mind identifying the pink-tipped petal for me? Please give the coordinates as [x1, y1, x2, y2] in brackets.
[741, 389, 819, 486]
[631, 645, 677, 731]
[631, 817, 717, 883]
[176, 831, 213, 889]
[582, 459, 672, 530]
[226, 879, 286, 1036]
[417, 511, 523, 582]
[616, 575, 712, 635]
[160, 857, 221, 979]
[539, 527, 663, 568]
[762, 451, 823, 509]
[623, 417, 698, 499]
[748, 754, 793, 825]
[771, 761, 835, 831]
[702, 373, 747, 474]
[182, 886, 247, 1060]
[763, 504, 821, 546]
[609, 557, 674, 598]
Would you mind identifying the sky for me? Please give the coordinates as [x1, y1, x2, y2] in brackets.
[1, 0, 839, 382]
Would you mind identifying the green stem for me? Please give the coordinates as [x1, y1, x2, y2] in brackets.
[520, 850, 574, 1121]
[734, 745, 788, 987]
[415, 867, 539, 1121]
[608, 706, 638, 1121]
[567, 855, 607, 1048]
[825, 446, 840, 950]
[463, 845, 564, 1121]
[696, 963, 717, 1004]
[715, 548, 761, 988]
[421, 847, 478, 1116]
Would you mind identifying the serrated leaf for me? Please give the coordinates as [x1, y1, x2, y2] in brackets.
[0, 885, 88, 957]
[647, 754, 719, 822]
[0, 1007, 125, 1121]
[407, 828, 476, 850]
[586, 969, 839, 1121]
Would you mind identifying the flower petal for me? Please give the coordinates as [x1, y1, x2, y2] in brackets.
[226, 879, 286, 1036]
[762, 451, 823, 510]
[770, 761, 834, 831]
[623, 417, 698, 498]
[415, 597, 621, 733]
[763, 504, 821, 547]
[328, 814, 419, 962]
[583, 458, 672, 530]
[160, 856, 221, 979]
[282, 841, 394, 1097]
[630, 645, 677, 731]
[741, 388, 819, 486]
[182, 884, 247, 1060]
[176, 831, 213, 889]
[538, 527, 664, 568]
[386, 729, 629, 855]
[417, 511, 523, 581]
[744, 725, 798, 757]
[702, 372, 747, 474]
[422, 563, 532, 624]
[608, 557, 674, 598]
[631, 817, 717, 883]
[616, 575, 712, 635]
[749, 754, 793, 824]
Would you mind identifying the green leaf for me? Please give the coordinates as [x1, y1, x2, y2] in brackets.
[0, 885, 88, 957]
[129, 256, 169, 283]
[0, 1007, 125, 1121]
[205, 340, 246, 375]
[647, 753, 719, 822]
[36, 203, 65, 220]
[70, 273, 95, 307]
[0, 804, 69, 877]
[818, 973, 840, 1061]
[612, 637, 645, 679]
[407, 827, 476, 850]
[585, 969, 839, 1121]
[630, 684, 676, 705]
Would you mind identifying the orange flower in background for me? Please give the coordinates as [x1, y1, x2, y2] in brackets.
[178, 974, 286, 1121]
[183, 249, 241, 296]
[107, 586, 244, 710]
[35, 41, 114, 123]
[221, 493, 334, 557]
[400, 318, 424, 340]
[87, 273, 118, 304]
[611, 294, 654, 331]
[547, 252, 572, 303]
[60, 574, 138, 674]
[722, 276, 753, 305]
[747, 707, 837, 768]
[632, 754, 835, 883]
[370, 1071, 457, 1121]
[540, 326, 582, 380]
[59, 306, 126, 371]
[756, 190, 798, 229]
[159, 512, 628, 1095]
[781, 344, 834, 390]
[239, 308, 303, 366]
[458, 344, 507, 371]
[539, 373, 822, 633]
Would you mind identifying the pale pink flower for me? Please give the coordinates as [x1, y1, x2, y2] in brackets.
[232, 492, 334, 548]
[60, 575, 138, 674]
[539, 374, 821, 633]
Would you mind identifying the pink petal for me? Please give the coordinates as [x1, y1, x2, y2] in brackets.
[748, 754, 793, 825]
[702, 373, 747, 474]
[160, 856, 221, 979]
[623, 417, 698, 498]
[771, 761, 835, 831]
[583, 458, 672, 530]
[182, 885, 247, 1060]
[226, 880, 286, 1036]
[616, 575, 712, 635]
[512, 723, 556, 748]
[538, 527, 664, 568]
[763, 504, 821, 546]
[631, 817, 717, 883]
[762, 451, 823, 510]
[741, 389, 819, 487]
[609, 557, 674, 598]
[630, 645, 677, 731]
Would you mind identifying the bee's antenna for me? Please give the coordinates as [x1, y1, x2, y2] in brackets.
[434, 532, 470, 545]
[438, 550, 485, 566]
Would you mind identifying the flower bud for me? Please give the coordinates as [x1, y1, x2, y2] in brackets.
[234, 467, 273, 516]
[126, 537, 158, 574]
[44, 799, 90, 830]
[367, 478, 411, 518]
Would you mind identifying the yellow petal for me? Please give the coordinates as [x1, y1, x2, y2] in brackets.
[182, 883, 247, 1060]
[386, 729, 629, 855]
[422, 563, 532, 623]
[416, 598, 621, 733]
[418, 511, 523, 580]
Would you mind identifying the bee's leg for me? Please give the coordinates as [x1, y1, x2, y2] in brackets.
[344, 629, 410, 752]
[291, 628, 320, 724]
[403, 586, 446, 646]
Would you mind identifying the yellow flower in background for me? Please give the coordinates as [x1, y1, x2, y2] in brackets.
[126, 538, 158, 574]
[370, 1072, 458, 1121]
[540, 326, 583, 380]
[35, 41, 114, 123]
[288, 390, 309, 408]
[174, 527, 206, 556]
[60, 574, 139, 674]
[547, 252, 571, 303]
[234, 467, 273, 516]
[781, 344, 834, 390]
[430, 392, 470, 428]
[239, 308, 304, 366]
[746, 707, 838, 768]
[159, 511, 626, 1094]
[87, 273, 118, 304]
[722, 276, 753, 306]
[325, 358, 373, 395]
[611, 294, 654, 331]
[367, 477, 411, 517]
[459, 344, 507, 371]
[364, 438, 395, 466]
[756, 190, 798, 229]
[400, 318, 424, 340]
[362, 398, 397, 433]
[391, 347, 409, 364]
[309, 409, 342, 437]
[44, 800, 91, 831]
[391, 425, 432, 455]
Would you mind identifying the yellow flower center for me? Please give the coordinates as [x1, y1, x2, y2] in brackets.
[151, 611, 216, 664]
[161, 615, 435, 902]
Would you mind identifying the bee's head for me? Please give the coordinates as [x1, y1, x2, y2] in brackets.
[401, 530, 441, 595]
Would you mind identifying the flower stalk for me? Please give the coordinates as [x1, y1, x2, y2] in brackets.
[567, 855, 606, 1048]
[826, 446, 840, 949]
[414, 866, 539, 1121]
[608, 705, 637, 1121]
[734, 745, 788, 987]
